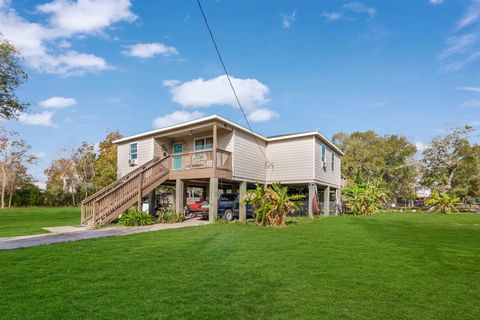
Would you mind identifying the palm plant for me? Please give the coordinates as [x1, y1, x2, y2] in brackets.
[425, 191, 460, 213]
[242, 183, 304, 226]
[343, 180, 388, 215]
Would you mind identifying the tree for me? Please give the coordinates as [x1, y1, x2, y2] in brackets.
[0, 128, 36, 208]
[0, 36, 28, 119]
[333, 131, 417, 200]
[342, 180, 388, 215]
[421, 126, 479, 198]
[243, 183, 304, 226]
[95, 131, 122, 189]
[44, 157, 79, 206]
[70, 143, 97, 198]
[425, 191, 460, 214]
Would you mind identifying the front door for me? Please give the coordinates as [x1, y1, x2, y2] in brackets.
[173, 143, 183, 170]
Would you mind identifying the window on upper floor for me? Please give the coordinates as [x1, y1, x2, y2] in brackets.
[321, 145, 326, 162]
[194, 136, 213, 151]
[129, 142, 138, 161]
[331, 153, 335, 171]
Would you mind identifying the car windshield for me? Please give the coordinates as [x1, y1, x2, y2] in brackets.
[220, 194, 237, 201]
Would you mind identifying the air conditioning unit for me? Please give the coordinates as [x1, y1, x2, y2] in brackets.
[129, 159, 138, 167]
[322, 161, 327, 169]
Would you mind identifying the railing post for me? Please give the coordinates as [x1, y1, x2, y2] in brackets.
[212, 123, 217, 170]
[92, 202, 96, 227]
[137, 171, 143, 212]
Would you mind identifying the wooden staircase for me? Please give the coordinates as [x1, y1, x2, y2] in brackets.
[81, 156, 171, 227]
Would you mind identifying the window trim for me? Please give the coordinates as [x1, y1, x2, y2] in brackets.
[129, 142, 138, 161]
[194, 135, 214, 152]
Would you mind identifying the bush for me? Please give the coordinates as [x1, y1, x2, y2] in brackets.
[425, 191, 460, 214]
[242, 183, 304, 227]
[157, 211, 185, 223]
[119, 208, 156, 226]
[343, 180, 388, 215]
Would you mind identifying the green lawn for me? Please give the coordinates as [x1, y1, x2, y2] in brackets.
[0, 212, 479, 319]
[0, 207, 80, 237]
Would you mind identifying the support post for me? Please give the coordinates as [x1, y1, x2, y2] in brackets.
[308, 183, 316, 219]
[212, 123, 217, 170]
[323, 186, 330, 216]
[335, 188, 342, 215]
[148, 190, 156, 216]
[175, 179, 184, 213]
[239, 181, 247, 222]
[209, 177, 218, 222]
[137, 172, 143, 212]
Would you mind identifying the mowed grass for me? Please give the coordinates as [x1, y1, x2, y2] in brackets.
[0, 207, 79, 237]
[1, 212, 479, 319]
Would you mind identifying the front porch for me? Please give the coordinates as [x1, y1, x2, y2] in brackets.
[152, 121, 233, 180]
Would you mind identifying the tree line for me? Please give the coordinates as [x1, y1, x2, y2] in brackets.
[333, 126, 480, 204]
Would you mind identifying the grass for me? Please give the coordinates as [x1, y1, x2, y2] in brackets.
[0, 207, 79, 237]
[0, 212, 479, 319]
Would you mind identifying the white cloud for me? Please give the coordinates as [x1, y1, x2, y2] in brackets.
[281, 9, 296, 29]
[162, 79, 181, 87]
[343, 2, 377, 19]
[152, 110, 204, 129]
[36, 0, 137, 37]
[18, 111, 54, 126]
[247, 109, 279, 122]
[167, 75, 270, 111]
[0, 0, 134, 75]
[439, 34, 476, 60]
[123, 42, 178, 58]
[457, 0, 480, 30]
[456, 86, 480, 92]
[429, 0, 444, 4]
[39, 96, 77, 108]
[463, 99, 480, 108]
[34, 151, 46, 158]
[321, 12, 344, 22]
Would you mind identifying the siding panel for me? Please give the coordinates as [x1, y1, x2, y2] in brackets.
[233, 130, 267, 182]
[117, 138, 153, 178]
[314, 137, 341, 187]
[266, 137, 314, 183]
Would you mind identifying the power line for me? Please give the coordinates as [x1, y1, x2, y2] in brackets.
[195, 0, 270, 165]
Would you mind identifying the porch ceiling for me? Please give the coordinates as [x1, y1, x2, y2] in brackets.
[154, 121, 232, 139]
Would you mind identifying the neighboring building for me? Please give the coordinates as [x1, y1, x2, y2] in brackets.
[81, 114, 344, 226]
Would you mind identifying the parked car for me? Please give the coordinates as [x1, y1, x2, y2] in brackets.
[193, 193, 254, 220]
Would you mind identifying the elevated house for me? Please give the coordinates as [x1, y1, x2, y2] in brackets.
[81, 115, 344, 226]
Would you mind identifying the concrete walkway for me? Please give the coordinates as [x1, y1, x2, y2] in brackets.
[0, 218, 209, 250]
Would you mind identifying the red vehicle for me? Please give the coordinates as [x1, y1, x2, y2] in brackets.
[184, 196, 209, 216]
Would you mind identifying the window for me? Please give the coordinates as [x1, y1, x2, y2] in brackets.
[331, 153, 335, 171]
[321, 145, 326, 162]
[129, 143, 138, 161]
[194, 136, 213, 151]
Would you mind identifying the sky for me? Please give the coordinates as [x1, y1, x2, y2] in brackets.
[1, 0, 480, 188]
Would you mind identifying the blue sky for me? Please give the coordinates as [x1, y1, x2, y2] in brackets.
[1, 0, 480, 187]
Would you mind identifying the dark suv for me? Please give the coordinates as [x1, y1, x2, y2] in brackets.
[218, 193, 254, 221]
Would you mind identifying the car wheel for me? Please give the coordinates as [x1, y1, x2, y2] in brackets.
[224, 209, 234, 221]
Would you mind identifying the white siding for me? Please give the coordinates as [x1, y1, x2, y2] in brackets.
[266, 136, 314, 183]
[314, 137, 341, 187]
[117, 138, 154, 178]
[233, 129, 267, 182]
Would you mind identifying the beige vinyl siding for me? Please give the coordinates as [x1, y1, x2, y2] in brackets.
[117, 138, 154, 178]
[266, 136, 314, 183]
[171, 128, 232, 153]
[314, 137, 341, 187]
[233, 129, 267, 182]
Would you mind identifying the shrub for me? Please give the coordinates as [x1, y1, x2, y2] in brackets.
[119, 208, 156, 226]
[157, 211, 185, 223]
[425, 191, 460, 214]
[343, 180, 388, 215]
[242, 183, 304, 227]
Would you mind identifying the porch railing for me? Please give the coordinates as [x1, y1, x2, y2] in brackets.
[171, 149, 232, 171]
